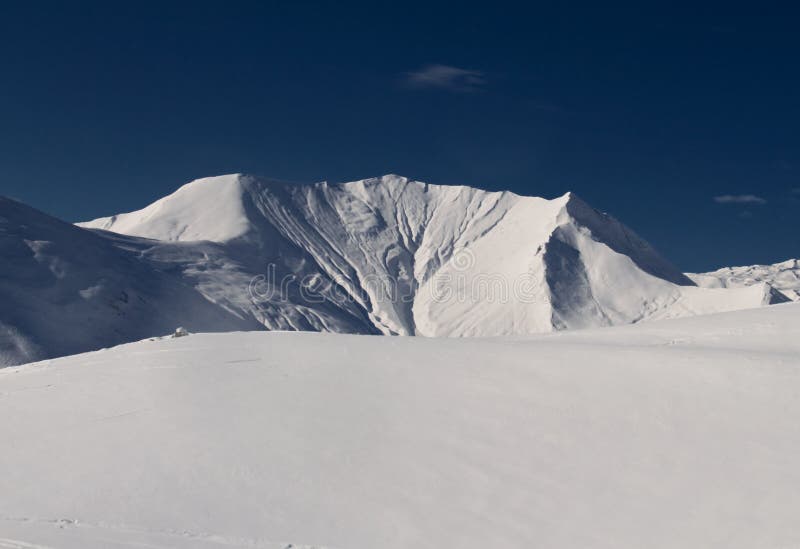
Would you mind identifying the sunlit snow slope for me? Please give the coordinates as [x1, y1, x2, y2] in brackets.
[1, 303, 799, 549]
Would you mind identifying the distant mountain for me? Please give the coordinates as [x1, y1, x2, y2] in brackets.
[0, 174, 787, 365]
[688, 259, 800, 301]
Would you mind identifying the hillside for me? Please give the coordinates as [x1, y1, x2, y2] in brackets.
[1, 303, 799, 548]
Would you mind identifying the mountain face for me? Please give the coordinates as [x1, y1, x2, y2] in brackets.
[688, 259, 800, 301]
[0, 174, 786, 365]
[0, 197, 261, 367]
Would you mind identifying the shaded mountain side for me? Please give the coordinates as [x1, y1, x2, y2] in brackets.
[0, 197, 261, 366]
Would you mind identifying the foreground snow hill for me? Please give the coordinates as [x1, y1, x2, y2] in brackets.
[0, 174, 788, 365]
[1, 303, 799, 548]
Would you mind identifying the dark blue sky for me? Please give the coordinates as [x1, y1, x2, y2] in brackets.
[1, 2, 798, 271]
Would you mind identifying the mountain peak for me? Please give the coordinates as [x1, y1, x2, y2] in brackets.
[73, 172, 777, 337]
[78, 173, 256, 242]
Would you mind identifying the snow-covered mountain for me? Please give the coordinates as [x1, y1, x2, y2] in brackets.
[688, 259, 800, 301]
[79, 173, 785, 334]
[0, 173, 787, 365]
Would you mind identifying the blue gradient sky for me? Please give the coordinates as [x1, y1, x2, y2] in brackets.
[1, 2, 798, 271]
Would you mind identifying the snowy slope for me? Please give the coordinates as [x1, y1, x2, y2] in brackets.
[0, 197, 262, 367]
[80, 174, 784, 337]
[1, 303, 799, 548]
[688, 259, 800, 301]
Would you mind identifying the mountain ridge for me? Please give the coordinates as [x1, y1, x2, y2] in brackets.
[77, 173, 785, 336]
[79, 174, 686, 335]
[0, 173, 788, 365]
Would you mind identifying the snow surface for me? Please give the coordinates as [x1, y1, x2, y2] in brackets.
[1, 303, 799, 548]
[689, 259, 800, 301]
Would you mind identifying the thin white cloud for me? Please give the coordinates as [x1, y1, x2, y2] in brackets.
[713, 194, 767, 205]
[404, 64, 486, 92]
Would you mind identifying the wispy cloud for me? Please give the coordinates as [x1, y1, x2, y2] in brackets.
[713, 194, 767, 205]
[404, 64, 486, 92]
[792, 187, 800, 195]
